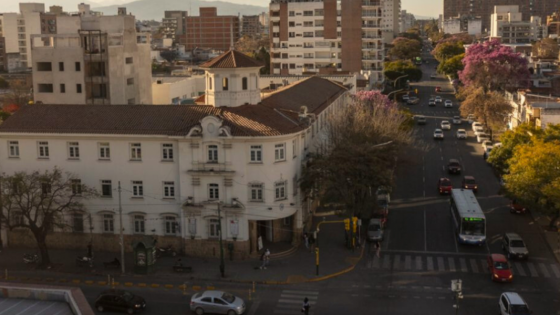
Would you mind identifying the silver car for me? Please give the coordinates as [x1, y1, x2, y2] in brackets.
[502, 233, 529, 260]
[190, 291, 246, 315]
[367, 219, 384, 242]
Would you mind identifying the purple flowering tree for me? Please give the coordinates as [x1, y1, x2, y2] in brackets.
[458, 39, 530, 92]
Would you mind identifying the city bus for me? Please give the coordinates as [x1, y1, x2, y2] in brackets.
[415, 56, 422, 65]
[450, 189, 486, 246]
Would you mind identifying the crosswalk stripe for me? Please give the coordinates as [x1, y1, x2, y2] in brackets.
[393, 255, 401, 270]
[480, 259, 489, 273]
[514, 263, 526, 276]
[382, 255, 391, 269]
[278, 299, 317, 305]
[437, 257, 445, 271]
[470, 259, 479, 273]
[274, 309, 315, 315]
[550, 264, 560, 278]
[427, 256, 434, 271]
[527, 263, 539, 277]
[538, 263, 551, 278]
[448, 257, 456, 272]
[283, 290, 319, 296]
[415, 256, 422, 270]
[459, 258, 468, 272]
[405, 256, 412, 270]
[281, 295, 318, 300]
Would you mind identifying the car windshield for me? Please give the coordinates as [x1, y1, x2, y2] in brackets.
[461, 220, 485, 236]
[510, 305, 530, 315]
[464, 179, 476, 184]
[449, 162, 460, 167]
[368, 224, 381, 231]
[511, 240, 525, 248]
[440, 179, 451, 186]
[221, 293, 235, 304]
[458, 131, 466, 134]
[121, 292, 134, 302]
[494, 261, 509, 270]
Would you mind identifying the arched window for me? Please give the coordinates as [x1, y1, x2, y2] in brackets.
[209, 77, 212, 90]
[242, 77, 248, 90]
[222, 77, 229, 91]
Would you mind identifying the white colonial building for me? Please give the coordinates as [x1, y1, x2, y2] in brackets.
[0, 50, 350, 258]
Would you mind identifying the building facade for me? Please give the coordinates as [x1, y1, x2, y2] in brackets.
[444, 0, 557, 33]
[162, 10, 188, 44]
[242, 15, 262, 37]
[268, 0, 385, 85]
[0, 50, 350, 259]
[400, 10, 415, 32]
[490, 5, 547, 44]
[184, 8, 240, 51]
[31, 12, 152, 105]
[442, 15, 482, 35]
[152, 75, 206, 105]
[382, 0, 401, 44]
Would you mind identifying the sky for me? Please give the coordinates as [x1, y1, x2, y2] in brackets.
[2, 0, 443, 18]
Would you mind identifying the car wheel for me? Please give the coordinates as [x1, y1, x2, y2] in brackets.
[195, 308, 205, 315]
[126, 308, 134, 314]
[227, 310, 237, 315]
[96, 305, 104, 312]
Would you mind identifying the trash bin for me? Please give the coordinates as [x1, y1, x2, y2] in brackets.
[132, 237, 157, 274]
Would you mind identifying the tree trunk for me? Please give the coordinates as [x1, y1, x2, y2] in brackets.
[33, 231, 51, 269]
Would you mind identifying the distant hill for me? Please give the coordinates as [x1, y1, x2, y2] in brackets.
[93, 0, 267, 20]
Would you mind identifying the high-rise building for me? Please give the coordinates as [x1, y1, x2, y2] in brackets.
[162, 10, 188, 44]
[31, 8, 152, 105]
[444, 0, 557, 33]
[442, 15, 482, 35]
[547, 10, 560, 38]
[242, 15, 262, 37]
[490, 5, 547, 44]
[400, 10, 415, 32]
[382, 0, 401, 44]
[268, 0, 385, 85]
[184, 7, 240, 51]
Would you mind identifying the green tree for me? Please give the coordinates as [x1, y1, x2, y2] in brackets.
[437, 53, 464, 78]
[432, 41, 465, 63]
[458, 86, 512, 137]
[504, 139, 560, 227]
[0, 77, 9, 89]
[0, 168, 97, 268]
[532, 38, 559, 59]
[389, 37, 422, 60]
[384, 60, 422, 81]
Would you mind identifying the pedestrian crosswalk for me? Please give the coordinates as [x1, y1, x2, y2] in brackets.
[365, 253, 560, 279]
[273, 290, 319, 315]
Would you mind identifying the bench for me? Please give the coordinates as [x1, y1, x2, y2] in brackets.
[173, 265, 192, 273]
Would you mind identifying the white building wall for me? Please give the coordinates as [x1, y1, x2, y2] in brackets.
[443, 19, 461, 34]
[151, 76, 206, 104]
[467, 20, 482, 35]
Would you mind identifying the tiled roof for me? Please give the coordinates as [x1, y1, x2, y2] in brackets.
[260, 76, 348, 114]
[199, 50, 263, 69]
[0, 104, 303, 137]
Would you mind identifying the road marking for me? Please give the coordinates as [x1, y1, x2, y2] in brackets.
[424, 210, 427, 251]
[405, 255, 412, 270]
[481, 259, 489, 273]
[247, 300, 261, 315]
[550, 264, 560, 278]
[514, 263, 526, 276]
[460, 258, 468, 272]
[416, 256, 422, 270]
[283, 290, 319, 295]
[448, 257, 456, 272]
[427, 256, 434, 271]
[527, 263, 539, 277]
[278, 299, 317, 305]
[393, 255, 401, 270]
[539, 263, 551, 278]
[384, 249, 488, 256]
[281, 295, 318, 300]
[470, 259, 479, 273]
[437, 257, 445, 271]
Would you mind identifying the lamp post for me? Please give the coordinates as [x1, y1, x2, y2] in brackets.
[217, 202, 225, 278]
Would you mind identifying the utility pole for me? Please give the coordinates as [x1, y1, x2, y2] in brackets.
[217, 202, 225, 277]
[118, 181, 125, 274]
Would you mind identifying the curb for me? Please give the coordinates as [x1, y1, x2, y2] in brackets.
[530, 211, 560, 265]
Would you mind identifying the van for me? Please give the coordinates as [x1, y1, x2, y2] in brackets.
[498, 292, 531, 315]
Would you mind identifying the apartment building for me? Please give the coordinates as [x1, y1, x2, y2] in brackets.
[0, 3, 44, 69]
[31, 10, 152, 105]
[400, 9, 415, 32]
[184, 7, 240, 51]
[268, 0, 385, 85]
[0, 49, 349, 258]
[491, 5, 547, 44]
[442, 15, 482, 35]
[444, 0, 557, 33]
[382, 0, 400, 44]
[547, 10, 560, 38]
[242, 15, 262, 37]
[162, 10, 188, 44]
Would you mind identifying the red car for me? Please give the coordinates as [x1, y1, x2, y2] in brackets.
[435, 86, 441, 92]
[462, 176, 478, 192]
[510, 200, 527, 214]
[487, 254, 513, 282]
[437, 178, 452, 194]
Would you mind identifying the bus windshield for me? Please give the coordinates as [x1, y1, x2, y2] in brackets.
[461, 219, 485, 236]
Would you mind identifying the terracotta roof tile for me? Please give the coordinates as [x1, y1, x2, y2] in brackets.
[200, 50, 263, 69]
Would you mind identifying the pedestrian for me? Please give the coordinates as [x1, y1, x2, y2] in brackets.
[374, 241, 381, 258]
[260, 249, 270, 269]
[303, 232, 309, 250]
[301, 297, 310, 315]
[309, 234, 315, 251]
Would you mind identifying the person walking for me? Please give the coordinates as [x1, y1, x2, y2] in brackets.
[260, 249, 270, 269]
[303, 232, 309, 250]
[374, 241, 381, 258]
[301, 297, 310, 315]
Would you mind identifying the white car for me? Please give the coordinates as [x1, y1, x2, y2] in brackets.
[482, 140, 493, 151]
[444, 100, 453, 107]
[428, 99, 436, 106]
[456, 129, 467, 139]
[441, 120, 451, 130]
[472, 122, 483, 131]
[452, 116, 461, 124]
[467, 114, 475, 124]
[474, 127, 486, 136]
[435, 96, 442, 103]
[433, 129, 444, 140]
[402, 94, 409, 101]
[477, 133, 490, 143]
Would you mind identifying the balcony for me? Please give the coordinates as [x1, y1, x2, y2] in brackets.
[187, 162, 235, 175]
[362, 0, 380, 6]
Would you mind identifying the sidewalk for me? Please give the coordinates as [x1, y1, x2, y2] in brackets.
[0, 215, 362, 286]
[531, 211, 560, 264]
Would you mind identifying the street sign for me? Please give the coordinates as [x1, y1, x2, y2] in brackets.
[451, 279, 462, 292]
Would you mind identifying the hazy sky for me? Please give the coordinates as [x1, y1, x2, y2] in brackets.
[2, 0, 443, 17]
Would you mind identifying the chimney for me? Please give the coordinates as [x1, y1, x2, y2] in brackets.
[118, 7, 127, 15]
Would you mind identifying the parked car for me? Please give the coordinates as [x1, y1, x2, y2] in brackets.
[433, 129, 444, 140]
[402, 94, 410, 101]
[452, 116, 462, 124]
[416, 115, 426, 125]
[467, 114, 475, 124]
[447, 159, 462, 174]
[482, 140, 493, 151]
[437, 178, 453, 194]
[190, 291, 246, 315]
[462, 176, 478, 192]
[376, 186, 391, 204]
[430, 74, 436, 79]
[456, 129, 467, 139]
[407, 96, 420, 105]
[498, 292, 531, 315]
[374, 196, 389, 227]
[444, 100, 453, 107]
[472, 122, 483, 131]
[510, 200, 527, 214]
[441, 120, 451, 130]
[94, 289, 146, 314]
[477, 133, 490, 143]
[367, 218, 384, 242]
[435, 96, 442, 103]
[502, 233, 529, 260]
[435, 86, 441, 92]
[487, 254, 513, 282]
[428, 98, 436, 106]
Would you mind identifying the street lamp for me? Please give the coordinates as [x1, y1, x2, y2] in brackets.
[215, 201, 225, 278]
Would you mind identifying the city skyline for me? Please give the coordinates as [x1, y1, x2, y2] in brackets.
[2, 0, 442, 18]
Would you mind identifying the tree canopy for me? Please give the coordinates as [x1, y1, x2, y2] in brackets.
[437, 53, 464, 78]
[531, 38, 559, 59]
[458, 39, 530, 92]
[384, 60, 423, 81]
[432, 40, 465, 63]
[457, 86, 512, 136]
[389, 37, 422, 60]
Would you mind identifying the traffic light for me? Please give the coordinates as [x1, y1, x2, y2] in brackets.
[352, 217, 358, 233]
[344, 218, 350, 231]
